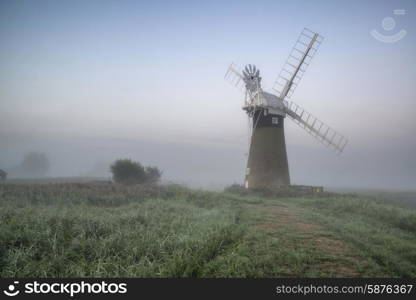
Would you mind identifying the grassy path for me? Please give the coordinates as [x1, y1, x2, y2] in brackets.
[245, 202, 362, 276]
[220, 193, 416, 277]
[226, 198, 383, 277]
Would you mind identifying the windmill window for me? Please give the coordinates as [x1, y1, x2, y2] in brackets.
[272, 117, 279, 124]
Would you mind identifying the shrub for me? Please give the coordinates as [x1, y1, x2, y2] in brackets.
[110, 159, 146, 184]
[110, 159, 162, 185]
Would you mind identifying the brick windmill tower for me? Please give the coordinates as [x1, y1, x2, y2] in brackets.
[225, 28, 348, 189]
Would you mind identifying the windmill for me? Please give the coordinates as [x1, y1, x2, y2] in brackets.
[225, 28, 348, 189]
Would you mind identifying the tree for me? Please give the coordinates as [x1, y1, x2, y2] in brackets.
[0, 169, 7, 181]
[145, 166, 162, 184]
[19, 152, 50, 177]
[110, 159, 146, 184]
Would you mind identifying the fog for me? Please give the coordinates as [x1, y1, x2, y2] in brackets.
[1, 132, 415, 190]
[1, 0, 415, 190]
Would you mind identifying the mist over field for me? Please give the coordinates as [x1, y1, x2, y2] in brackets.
[1, 133, 415, 190]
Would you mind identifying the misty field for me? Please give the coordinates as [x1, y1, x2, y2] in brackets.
[1, 183, 416, 277]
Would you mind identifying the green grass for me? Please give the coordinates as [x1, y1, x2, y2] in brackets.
[0, 184, 243, 277]
[1, 183, 416, 277]
[294, 196, 416, 277]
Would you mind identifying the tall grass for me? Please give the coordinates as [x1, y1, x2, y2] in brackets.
[295, 196, 416, 277]
[0, 183, 242, 277]
[2, 183, 416, 277]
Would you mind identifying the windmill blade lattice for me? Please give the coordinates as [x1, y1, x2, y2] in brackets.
[284, 100, 348, 153]
[224, 63, 245, 92]
[273, 28, 324, 100]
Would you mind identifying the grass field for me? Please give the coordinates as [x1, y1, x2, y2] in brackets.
[1, 183, 416, 277]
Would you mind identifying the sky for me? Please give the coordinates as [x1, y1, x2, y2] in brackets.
[1, 0, 415, 189]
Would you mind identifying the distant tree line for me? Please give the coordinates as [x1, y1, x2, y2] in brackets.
[110, 159, 162, 185]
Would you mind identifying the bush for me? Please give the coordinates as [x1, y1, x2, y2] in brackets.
[110, 159, 162, 185]
[145, 166, 162, 184]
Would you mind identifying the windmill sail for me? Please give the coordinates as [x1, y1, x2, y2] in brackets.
[273, 28, 323, 100]
[224, 63, 245, 91]
[284, 100, 348, 153]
